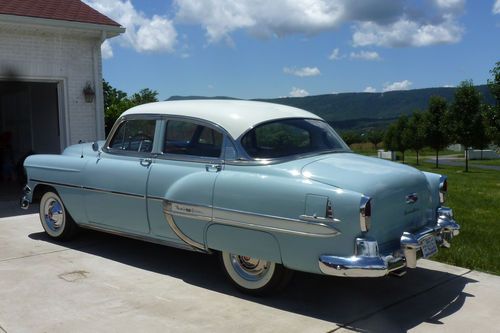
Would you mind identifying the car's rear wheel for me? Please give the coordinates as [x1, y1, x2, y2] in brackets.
[39, 191, 78, 240]
[220, 251, 292, 295]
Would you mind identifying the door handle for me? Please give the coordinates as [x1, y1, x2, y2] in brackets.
[140, 158, 153, 167]
[205, 164, 222, 172]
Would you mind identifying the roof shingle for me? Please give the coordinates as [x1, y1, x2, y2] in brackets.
[0, 0, 121, 27]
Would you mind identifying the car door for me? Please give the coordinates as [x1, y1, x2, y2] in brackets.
[83, 117, 160, 234]
[147, 118, 226, 249]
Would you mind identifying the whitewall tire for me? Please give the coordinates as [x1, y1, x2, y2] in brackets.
[39, 191, 78, 240]
[220, 251, 292, 295]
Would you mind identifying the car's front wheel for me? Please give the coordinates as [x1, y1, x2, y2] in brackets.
[220, 251, 292, 295]
[39, 191, 78, 240]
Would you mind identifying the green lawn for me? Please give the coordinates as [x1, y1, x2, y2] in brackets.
[412, 162, 500, 275]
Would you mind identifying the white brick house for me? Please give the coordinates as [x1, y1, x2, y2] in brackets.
[0, 0, 124, 166]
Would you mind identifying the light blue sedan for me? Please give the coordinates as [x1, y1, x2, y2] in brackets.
[21, 100, 459, 295]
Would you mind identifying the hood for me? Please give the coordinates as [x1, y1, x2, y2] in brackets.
[63, 140, 105, 157]
[301, 153, 427, 197]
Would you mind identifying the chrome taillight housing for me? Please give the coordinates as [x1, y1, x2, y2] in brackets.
[439, 176, 447, 204]
[360, 195, 372, 232]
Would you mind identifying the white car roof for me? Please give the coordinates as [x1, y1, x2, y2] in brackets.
[121, 99, 322, 138]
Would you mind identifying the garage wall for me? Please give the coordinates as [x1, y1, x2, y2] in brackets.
[0, 23, 105, 146]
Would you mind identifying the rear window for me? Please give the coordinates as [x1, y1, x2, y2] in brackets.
[241, 119, 348, 159]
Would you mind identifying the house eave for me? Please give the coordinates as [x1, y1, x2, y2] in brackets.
[0, 13, 125, 38]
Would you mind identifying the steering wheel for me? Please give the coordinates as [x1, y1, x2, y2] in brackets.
[127, 133, 153, 152]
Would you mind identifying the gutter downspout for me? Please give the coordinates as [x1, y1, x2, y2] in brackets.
[93, 31, 106, 140]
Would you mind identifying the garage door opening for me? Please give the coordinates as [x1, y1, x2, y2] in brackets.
[0, 81, 61, 200]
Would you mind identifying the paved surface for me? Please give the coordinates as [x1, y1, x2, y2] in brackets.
[1, 211, 500, 333]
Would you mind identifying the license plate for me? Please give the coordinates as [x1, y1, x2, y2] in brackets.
[420, 236, 438, 258]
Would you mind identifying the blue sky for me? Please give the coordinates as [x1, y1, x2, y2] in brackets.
[85, 0, 500, 100]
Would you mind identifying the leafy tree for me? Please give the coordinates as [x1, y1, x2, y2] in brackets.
[424, 96, 450, 168]
[130, 88, 159, 105]
[448, 80, 483, 172]
[487, 61, 500, 105]
[384, 115, 410, 163]
[367, 129, 384, 150]
[486, 62, 500, 145]
[406, 111, 426, 164]
[484, 105, 500, 146]
[102, 80, 159, 135]
[341, 131, 362, 146]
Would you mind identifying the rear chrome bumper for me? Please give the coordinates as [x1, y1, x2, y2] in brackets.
[319, 207, 460, 278]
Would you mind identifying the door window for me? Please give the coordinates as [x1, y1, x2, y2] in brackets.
[163, 120, 222, 158]
[109, 119, 156, 153]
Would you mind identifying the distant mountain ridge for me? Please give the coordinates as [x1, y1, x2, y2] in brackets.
[167, 85, 494, 131]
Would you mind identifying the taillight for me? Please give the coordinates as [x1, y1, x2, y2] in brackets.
[326, 199, 334, 220]
[439, 176, 447, 204]
[360, 195, 372, 232]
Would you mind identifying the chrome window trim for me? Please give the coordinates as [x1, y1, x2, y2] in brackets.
[103, 115, 162, 157]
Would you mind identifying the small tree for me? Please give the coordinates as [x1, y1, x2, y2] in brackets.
[448, 80, 482, 172]
[424, 96, 450, 168]
[341, 131, 362, 146]
[384, 115, 410, 163]
[407, 111, 426, 165]
[367, 129, 385, 150]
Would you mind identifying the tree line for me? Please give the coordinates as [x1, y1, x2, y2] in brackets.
[342, 62, 500, 172]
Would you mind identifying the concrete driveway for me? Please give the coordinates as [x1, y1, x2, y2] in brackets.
[1, 210, 499, 333]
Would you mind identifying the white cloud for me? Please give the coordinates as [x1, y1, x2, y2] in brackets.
[433, 0, 465, 12]
[494, 0, 500, 14]
[352, 17, 463, 47]
[283, 66, 321, 77]
[383, 80, 412, 92]
[350, 50, 381, 60]
[174, 0, 465, 48]
[101, 40, 114, 59]
[175, 0, 345, 43]
[84, 0, 177, 53]
[364, 86, 377, 93]
[289, 87, 310, 97]
[443, 84, 455, 87]
[329, 48, 343, 60]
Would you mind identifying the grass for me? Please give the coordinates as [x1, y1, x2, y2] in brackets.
[415, 162, 500, 275]
[351, 144, 500, 275]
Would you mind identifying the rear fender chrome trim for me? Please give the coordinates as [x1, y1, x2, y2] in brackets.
[163, 201, 210, 252]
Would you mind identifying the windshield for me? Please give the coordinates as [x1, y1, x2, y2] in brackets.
[241, 118, 350, 159]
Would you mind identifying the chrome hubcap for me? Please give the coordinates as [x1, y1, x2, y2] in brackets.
[44, 199, 63, 231]
[229, 254, 271, 281]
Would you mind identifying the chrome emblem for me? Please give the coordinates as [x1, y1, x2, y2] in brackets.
[406, 193, 418, 204]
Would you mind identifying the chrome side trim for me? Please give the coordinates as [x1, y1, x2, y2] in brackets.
[213, 206, 340, 237]
[30, 179, 145, 199]
[163, 201, 209, 252]
[79, 223, 202, 252]
[155, 198, 340, 238]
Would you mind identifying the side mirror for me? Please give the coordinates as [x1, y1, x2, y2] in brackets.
[92, 142, 99, 152]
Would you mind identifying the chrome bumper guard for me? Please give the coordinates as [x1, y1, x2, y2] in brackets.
[20, 185, 31, 210]
[319, 207, 460, 278]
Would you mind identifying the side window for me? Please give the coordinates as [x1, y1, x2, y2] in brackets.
[109, 119, 156, 153]
[163, 120, 223, 158]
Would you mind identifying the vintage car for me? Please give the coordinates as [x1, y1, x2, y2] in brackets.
[21, 100, 460, 294]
